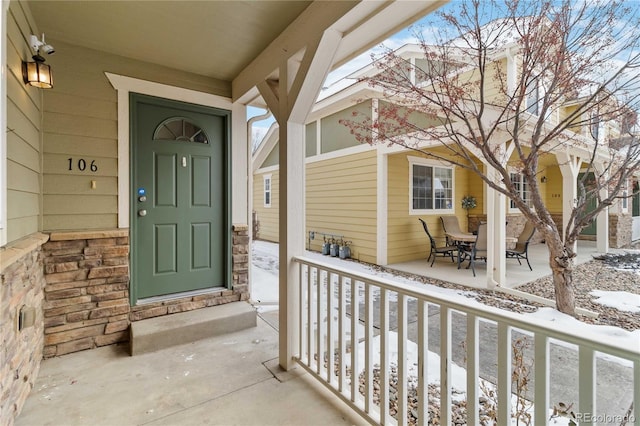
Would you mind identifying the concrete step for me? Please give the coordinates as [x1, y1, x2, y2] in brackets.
[130, 302, 257, 355]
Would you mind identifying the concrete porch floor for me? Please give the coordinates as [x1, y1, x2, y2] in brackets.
[16, 311, 365, 426]
[387, 240, 604, 289]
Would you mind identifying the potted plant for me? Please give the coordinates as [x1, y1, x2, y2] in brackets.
[461, 195, 477, 229]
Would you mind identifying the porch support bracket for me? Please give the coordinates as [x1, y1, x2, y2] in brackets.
[258, 28, 343, 371]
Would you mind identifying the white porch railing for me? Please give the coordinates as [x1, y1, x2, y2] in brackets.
[293, 255, 639, 426]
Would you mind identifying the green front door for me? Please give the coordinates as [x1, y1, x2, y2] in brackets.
[131, 94, 229, 302]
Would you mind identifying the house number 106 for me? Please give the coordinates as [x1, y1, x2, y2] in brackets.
[68, 158, 98, 172]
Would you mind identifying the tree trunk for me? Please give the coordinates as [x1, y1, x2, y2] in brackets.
[546, 238, 577, 316]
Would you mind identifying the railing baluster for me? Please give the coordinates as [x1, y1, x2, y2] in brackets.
[307, 267, 318, 366]
[380, 288, 390, 425]
[579, 346, 596, 421]
[364, 283, 374, 414]
[634, 359, 640, 426]
[299, 264, 307, 363]
[339, 274, 347, 393]
[497, 322, 512, 426]
[351, 279, 360, 403]
[327, 272, 335, 385]
[440, 306, 451, 426]
[317, 269, 324, 375]
[397, 293, 408, 426]
[417, 300, 428, 426]
[534, 333, 549, 426]
[466, 313, 479, 426]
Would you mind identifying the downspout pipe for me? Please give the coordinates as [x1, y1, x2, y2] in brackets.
[246, 108, 272, 300]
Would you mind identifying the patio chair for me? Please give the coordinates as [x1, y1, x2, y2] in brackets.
[459, 222, 487, 277]
[440, 215, 465, 235]
[506, 221, 536, 271]
[440, 215, 473, 248]
[419, 218, 457, 267]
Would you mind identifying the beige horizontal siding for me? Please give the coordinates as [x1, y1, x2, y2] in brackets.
[5, 3, 42, 243]
[43, 214, 117, 231]
[7, 160, 39, 194]
[43, 133, 117, 157]
[7, 216, 39, 243]
[43, 175, 117, 195]
[307, 150, 377, 263]
[43, 153, 117, 177]
[43, 195, 118, 215]
[7, 100, 39, 151]
[387, 151, 472, 264]
[7, 191, 38, 219]
[7, 132, 39, 174]
[253, 150, 378, 263]
[252, 172, 279, 243]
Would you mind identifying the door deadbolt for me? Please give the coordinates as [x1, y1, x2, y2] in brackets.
[138, 195, 147, 202]
[138, 209, 147, 217]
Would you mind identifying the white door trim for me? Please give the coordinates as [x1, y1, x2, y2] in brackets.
[105, 72, 234, 228]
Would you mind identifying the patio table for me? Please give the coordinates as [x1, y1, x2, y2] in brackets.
[446, 232, 518, 268]
[446, 232, 517, 245]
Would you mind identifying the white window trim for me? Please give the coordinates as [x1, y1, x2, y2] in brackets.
[408, 156, 455, 215]
[508, 171, 531, 213]
[263, 174, 272, 208]
[105, 72, 236, 228]
[0, 2, 8, 246]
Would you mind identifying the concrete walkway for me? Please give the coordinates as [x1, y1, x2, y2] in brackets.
[16, 317, 366, 426]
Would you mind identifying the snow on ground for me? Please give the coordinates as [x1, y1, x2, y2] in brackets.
[590, 290, 640, 313]
[251, 240, 639, 350]
[250, 240, 636, 424]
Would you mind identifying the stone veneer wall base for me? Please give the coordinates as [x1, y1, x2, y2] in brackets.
[1, 233, 49, 426]
[42, 226, 250, 358]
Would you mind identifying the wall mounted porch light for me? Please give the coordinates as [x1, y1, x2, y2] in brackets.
[22, 34, 54, 89]
[540, 176, 547, 183]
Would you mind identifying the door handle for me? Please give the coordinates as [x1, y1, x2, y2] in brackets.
[138, 209, 147, 217]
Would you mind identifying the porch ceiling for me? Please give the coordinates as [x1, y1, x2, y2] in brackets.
[26, 0, 312, 82]
[25, 1, 449, 104]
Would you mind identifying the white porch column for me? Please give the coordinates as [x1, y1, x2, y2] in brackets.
[278, 116, 305, 370]
[485, 163, 507, 288]
[258, 29, 343, 370]
[481, 140, 512, 288]
[593, 163, 609, 253]
[374, 99, 388, 266]
[557, 153, 582, 253]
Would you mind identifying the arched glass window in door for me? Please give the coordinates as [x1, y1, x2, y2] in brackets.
[153, 117, 209, 144]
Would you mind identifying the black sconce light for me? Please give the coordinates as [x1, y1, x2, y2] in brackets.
[22, 34, 54, 89]
[541, 176, 547, 183]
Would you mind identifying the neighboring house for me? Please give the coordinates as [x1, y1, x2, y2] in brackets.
[253, 42, 639, 269]
[0, 1, 448, 424]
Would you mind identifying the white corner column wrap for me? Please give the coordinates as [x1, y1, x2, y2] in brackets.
[594, 163, 609, 253]
[232, 103, 248, 224]
[278, 118, 305, 370]
[485, 163, 507, 288]
[557, 153, 581, 253]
